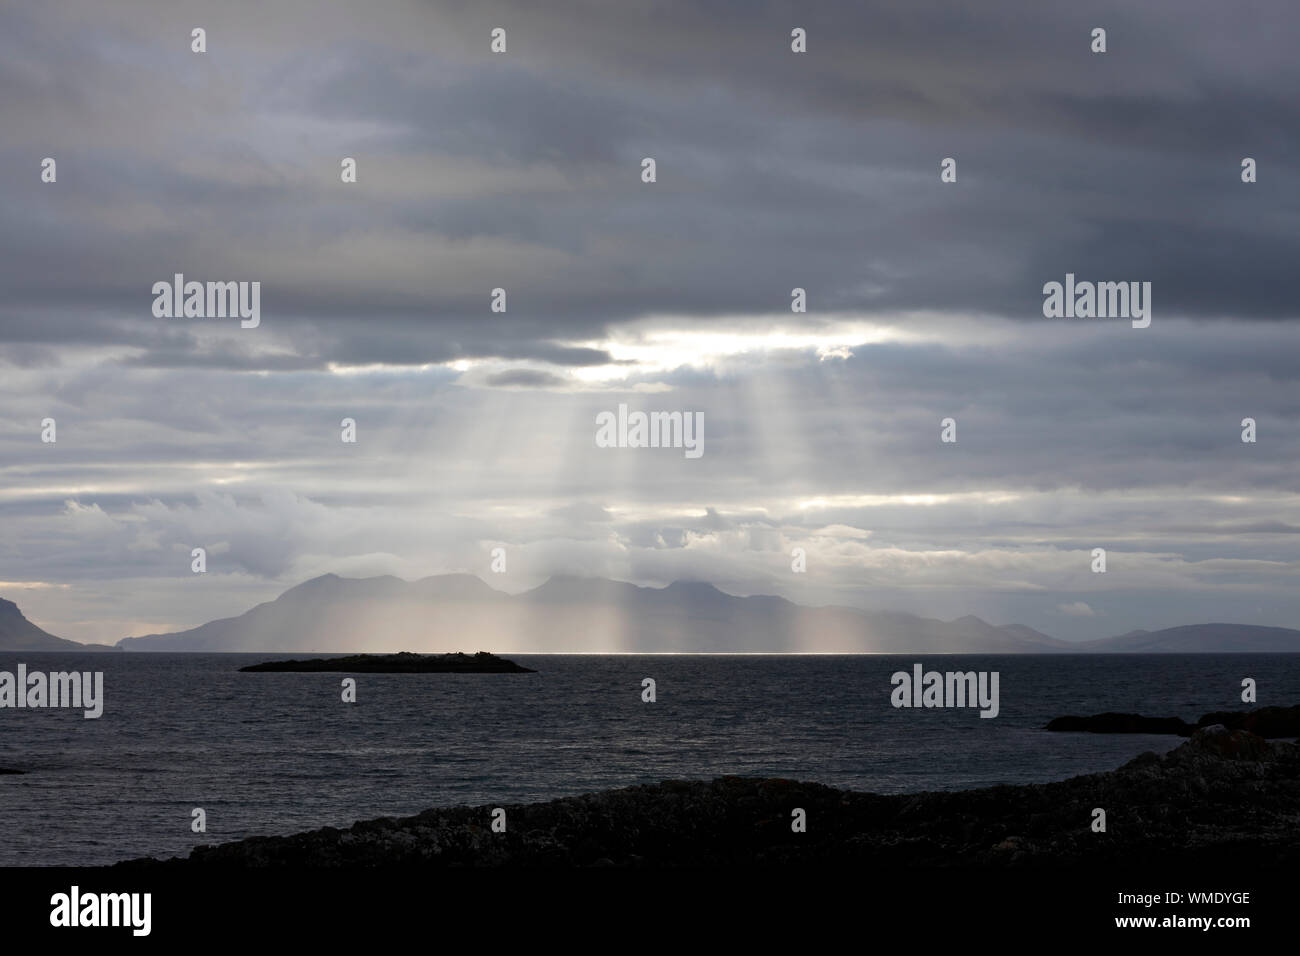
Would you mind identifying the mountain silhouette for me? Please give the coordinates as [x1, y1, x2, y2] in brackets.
[8, 574, 1294, 654]
[1079, 623, 1300, 652]
[0, 598, 115, 651]
[113, 573, 1071, 653]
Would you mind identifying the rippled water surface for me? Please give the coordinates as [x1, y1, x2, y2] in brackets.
[2, 652, 1296, 865]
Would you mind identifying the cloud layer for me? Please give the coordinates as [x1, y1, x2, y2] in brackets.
[1, 1, 1296, 643]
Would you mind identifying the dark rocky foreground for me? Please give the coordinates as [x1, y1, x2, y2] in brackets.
[1046, 703, 1300, 737]
[238, 651, 535, 674]
[120, 727, 1300, 868]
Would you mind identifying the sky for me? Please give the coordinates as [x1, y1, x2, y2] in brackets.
[1, 0, 1298, 645]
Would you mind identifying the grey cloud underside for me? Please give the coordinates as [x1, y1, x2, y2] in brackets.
[485, 368, 569, 388]
[1, 0, 1298, 370]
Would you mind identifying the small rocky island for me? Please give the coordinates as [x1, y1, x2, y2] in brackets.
[1046, 703, 1300, 737]
[238, 651, 535, 673]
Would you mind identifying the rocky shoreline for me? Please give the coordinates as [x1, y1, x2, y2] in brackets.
[119, 726, 1300, 868]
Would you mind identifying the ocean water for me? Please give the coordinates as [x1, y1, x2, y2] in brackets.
[1, 652, 1296, 866]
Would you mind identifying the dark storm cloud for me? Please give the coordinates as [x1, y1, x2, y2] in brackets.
[485, 368, 568, 388]
[2, 0, 1298, 372]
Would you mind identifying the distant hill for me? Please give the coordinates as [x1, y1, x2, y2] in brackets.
[114, 573, 1069, 654]
[1080, 623, 1300, 653]
[0, 598, 115, 652]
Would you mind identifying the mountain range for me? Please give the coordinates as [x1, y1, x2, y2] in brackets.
[2, 574, 1297, 654]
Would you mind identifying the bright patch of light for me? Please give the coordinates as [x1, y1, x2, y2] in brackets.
[565, 316, 924, 382]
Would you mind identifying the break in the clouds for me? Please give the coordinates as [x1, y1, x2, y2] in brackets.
[1, 1, 1297, 644]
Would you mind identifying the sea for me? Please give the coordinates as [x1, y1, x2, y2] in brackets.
[1, 652, 1297, 866]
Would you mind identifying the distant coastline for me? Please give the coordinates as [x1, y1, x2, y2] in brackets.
[7, 574, 1299, 655]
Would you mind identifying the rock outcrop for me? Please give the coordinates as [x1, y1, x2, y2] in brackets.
[1194, 704, 1300, 738]
[1045, 712, 1194, 735]
[1047, 703, 1300, 738]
